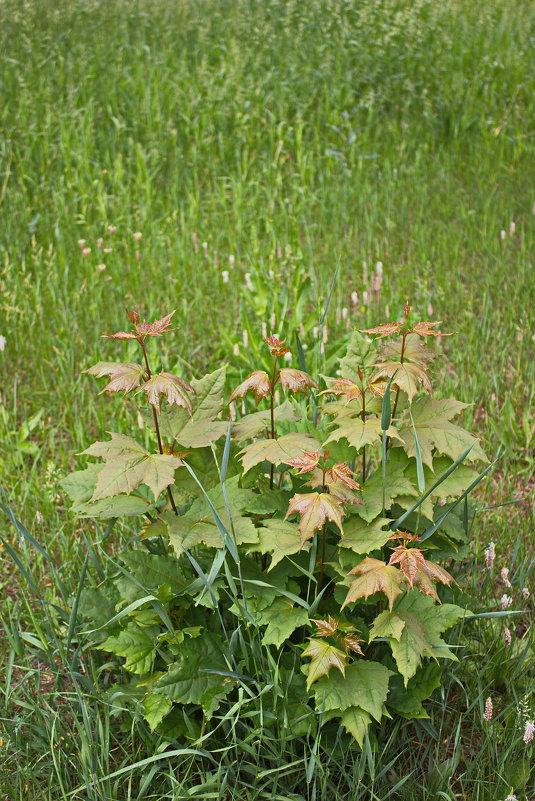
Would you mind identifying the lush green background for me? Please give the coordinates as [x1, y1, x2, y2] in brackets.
[0, 0, 533, 798]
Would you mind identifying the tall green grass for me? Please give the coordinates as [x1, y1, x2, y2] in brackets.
[0, 0, 533, 798]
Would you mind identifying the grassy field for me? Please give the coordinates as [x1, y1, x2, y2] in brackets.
[0, 0, 533, 798]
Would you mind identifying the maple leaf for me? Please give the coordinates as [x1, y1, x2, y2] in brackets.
[343, 633, 365, 656]
[301, 638, 348, 689]
[328, 463, 360, 490]
[285, 492, 344, 543]
[264, 334, 290, 357]
[102, 310, 176, 340]
[278, 368, 319, 394]
[410, 321, 454, 338]
[319, 377, 362, 402]
[253, 519, 311, 571]
[240, 432, 321, 473]
[125, 308, 140, 325]
[379, 334, 436, 366]
[398, 397, 488, 468]
[370, 361, 432, 402]
[311, 616, 339, 638]
[141, 373, 195, 413]
[229, 370, 271, 403]
[81, 432, 182, 501]
[412, 560, 457, 602]
[388, 546, 427, 585]
[282, 451, 321, 474]
[84, 361, 145, 394]
[360, 321, 402, 339]
[342, 558, 404, 609]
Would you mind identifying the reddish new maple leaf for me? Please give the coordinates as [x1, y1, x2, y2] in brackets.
[140, 372, 195, 413]
[84, 361, 145, 394]
[102, 310, 176, 341]
[360, 321, 403, 339]
[388, 546, 427, 585]
[228, 370, 271, 403]
[278, 368, 319, 394]
[410, 321, 454, 338]
[283, 451, 321, 474]
[319, 377, 363, 402]
[264, 334, 291, 357]
[328, 463, 361, 490]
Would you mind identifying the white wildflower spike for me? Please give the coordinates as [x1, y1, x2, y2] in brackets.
[133, 231, 142, 242]
[0, 335, 5, 352]
[108, 224, 116, 235]
[362, 290, 369, 305]
[97, 237, 104, 250]
[192, 232, 199, 252]
[500, 229, 506, 241]
[233, 343, 239, 356]
[245, 272, 253, 291]
[523, 721, 534, 743]
[504, 627, 511, 646]
[229, 254, 235, 269]
[501, 567, 512, 588]
[351, 291, 358, 306]
[270, 313, 276, 330]
[483, 697, 493, 721]
[342, 307, 348, 320]
[509, 221, 515, 236]
[202, 241, 208, 257]
[376, 261, 383, 277]
[428, 302, 434, 317]
[522, 587, 530, 600]
[484, 542, 495, 570]
[82, 247, 91, 258]
[221, 270, 229, 284]
[500, 594, 512, 609]
[242, 330, 249, 348]
[261, 322, 267, 338]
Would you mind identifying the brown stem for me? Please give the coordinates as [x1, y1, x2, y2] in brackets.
[386, 332, 407, 452]
[140, 338, 178, 515]
[269, 355, 279, 489]
[318, 523, 327, 594]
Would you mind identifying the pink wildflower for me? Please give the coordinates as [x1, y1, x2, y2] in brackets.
[483, 697, 493, 721]
[523, 721, 534, 744]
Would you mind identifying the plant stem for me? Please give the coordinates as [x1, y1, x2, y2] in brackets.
[361, 391, 366, 482]
[140, 338, 178, 515]
[386, 332, 407, 452]
[269, 354, 279, 489]
[318, 522, 327, 594]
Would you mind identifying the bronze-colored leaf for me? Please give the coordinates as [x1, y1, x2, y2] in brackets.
[137, 311, 177, 337]
[412, 560, 457, 602]
[311, 616, 339, 638]
[282, 451, 321, 474]
[328, 463, 361, 490]
[319, 377, 362, 402]
[141, 373, 195, 413]
[410, 321, 454, 338]
[85, 361, 145, 394]
[285, 492, 345, 543]
[342, 558, 404, 609]
[360, 322, 402, 339]
[264, 334, 290, 357]
[370, 361, 432, 402]
[229, 370, 271, 403]
[343, 633, 365, 656]
[101, 330, 138, 340]
[388, 546, 427, 585]
[278, 368, 319, 395]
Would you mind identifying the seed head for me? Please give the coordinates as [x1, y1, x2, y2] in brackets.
[501, 567, 512, 588]
[483, 697, 493, 721]
[484, 541, 495, 570]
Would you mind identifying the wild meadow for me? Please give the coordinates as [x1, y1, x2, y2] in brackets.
[0, 0, 533, 799]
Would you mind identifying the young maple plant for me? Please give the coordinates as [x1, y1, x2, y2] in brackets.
[63, 304, 489, 748]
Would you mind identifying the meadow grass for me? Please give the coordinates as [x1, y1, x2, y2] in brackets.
[0, 0, 533, 798]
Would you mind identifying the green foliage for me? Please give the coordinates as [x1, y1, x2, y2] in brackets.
[58, 307, 494, 753]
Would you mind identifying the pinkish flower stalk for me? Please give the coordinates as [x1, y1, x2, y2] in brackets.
[501, 567, 512, 588]
[484, 541, 495, 570]
[483, 697, 493, 721]
[523, 721, 534, 744]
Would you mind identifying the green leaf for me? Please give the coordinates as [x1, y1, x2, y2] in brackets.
[190, 365, 227, 421]
[60, 464, 101, 503]
[252, 519, 311, 570]
[154, 635, 232, 713]
[142, 693, 173, 731]
[302, 638, 348, 689]
[340, 707, 372, 747]
[313, 661, 393, 722]
[163, 475, 259, 555]
[239, 432, 322, 473]
[369, 591, 469, 685]
[339, 517, 392, 554]
[261, 599, 309, 648]
[358, 466, 418, 523]
[119, 551, 189, 594]
[100, 626, 156, 674]
[324, 417, 399, 452]
[175, 418, 228, 448]
[339, 331, 376, 380]
[398, 397, 488, 469]
[73, 494, 152, 519]
[387, 663, 442, 719]
[82, 433, 182, 500]
[233, 400, 299, 441]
